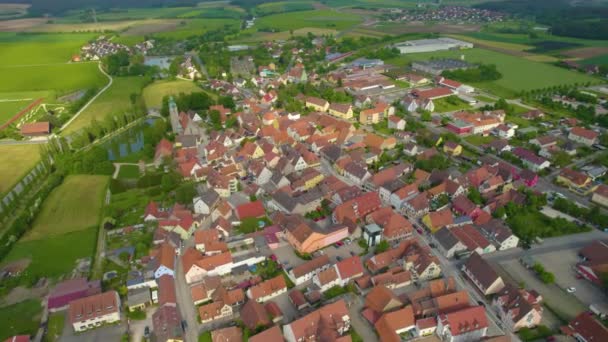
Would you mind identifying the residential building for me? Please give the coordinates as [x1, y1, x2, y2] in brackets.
[577, 241, 608, 285]
[462, 252, 505, 295]
[557, 168, 596, 195]
[436, 306, 488, 342]
[568, 127, 598, 146]
[68, 291, 121, 332]
[287, 255, 331, 285]
[492, 283, 543, 331]
[247, 275, 287, 302]
[563, 312, 608, 341]
[282, 300, 350, 342]
[48, 278, 101, 312]
[592, 184, 608, 207]
[375, 306, 416, 341]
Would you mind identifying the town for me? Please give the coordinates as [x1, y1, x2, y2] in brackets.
[0, 1, 608, 342]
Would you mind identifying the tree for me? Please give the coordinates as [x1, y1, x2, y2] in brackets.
[161, 173, 180, 193]
[467, 187, 484, 205]
[374, 240, 389, 254]
[175, 183, 197, 204]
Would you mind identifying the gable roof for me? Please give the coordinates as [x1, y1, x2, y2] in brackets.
[463, 252, 502, 290]
[439, 306, 488, 336]
[240, 299, 270, 330]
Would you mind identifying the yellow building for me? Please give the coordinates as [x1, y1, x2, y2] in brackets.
[305, 97, 329, 112]
[328, 103, 354, 120]
[443, 141, 463, 156]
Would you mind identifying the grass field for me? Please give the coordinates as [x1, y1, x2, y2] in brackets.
[143, 79, 203, 108]
[0, 32, 96, 65]
[255, 1, 314, 16]
[0, 144, 40, 195]
[0, 299, 42, 340]
[23, 175, 108, 241]
[153, 18, 240, 39]
[0, 63, 106, 94]
[465, 135, 495, 146]
[62, 76, 147, 134]
[3, 227, 98, 278]
[0, 90, 54, 125]
[249, 9, 361, 32]
[447, 34, 532, 52]
[386, 48, 598, 98]
[0, 3, 29, 19]
[433, 96, 471, 112]
[44, 312, 65, 342]
[117, 165, 141, 179]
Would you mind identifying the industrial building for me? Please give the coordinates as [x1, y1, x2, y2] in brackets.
[393, 37, 473, 54]
[411, 59, 472, 76]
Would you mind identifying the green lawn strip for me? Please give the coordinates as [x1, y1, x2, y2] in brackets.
[433, 96, 471, 113]
[199, 331, 212, 342]
[44, 312, 65, 342]
[117, 165, 141, 179]
[464, 135, 495, 146]
[0, 299, 42, 339]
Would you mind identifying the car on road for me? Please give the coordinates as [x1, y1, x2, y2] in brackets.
[269, 254, 277, 261]
[416, 228, 423, 234]
[181, 320, 188, 330]
[477, 300, 485, 307]
[144, 326, 150, 338]
[335, 241, 344, 247]
[567, 287, 576, 293]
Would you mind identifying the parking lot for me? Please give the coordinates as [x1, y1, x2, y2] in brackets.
[534, 249, 608, 311]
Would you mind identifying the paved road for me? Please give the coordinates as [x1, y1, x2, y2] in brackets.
[60, 62, 113, 132]
[175, 238, 200, 342]
[0, 138, 49, 146]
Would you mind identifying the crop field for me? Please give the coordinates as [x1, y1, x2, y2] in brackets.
[178, 6, 244, 19]
[31, 20, 154, 33]
[464, 31, 608, 49]
[0, 32, 95, 65]
[63, 76, 147, 134]
[255, 1, 314, 16]
[386, 48, 598, 98]
[60, 7, 195, 21]
[0, 3, 29, 19]
[143, 79, 203, 109]
[233, 27, 339, 42]
[250, 10, 362, 32]
[154, 18, 240, 39]
[23, 175, 109, 241]
[447, 34, 532, 52]
[0, 299, 42, 339]
[0, 18, 48, 31]
[0, 144, 40, 195]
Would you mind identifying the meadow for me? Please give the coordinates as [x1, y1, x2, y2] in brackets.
[143, 79, 203, 108]
[23, 175, 109, 241]
[0, 299, 42, 340]
[62, 76, 148, 134]
[0, 63, 106, 94]
[387, 48, 598, 98]
[0, 144, 41, 195]
[0, 32, 96, 65]
[250, 10, 362, 32]
[0, 91, 55, 125]
[153, 18, 240, 40]
[255, 1, 314, 16]
[117, 164, 141, 179]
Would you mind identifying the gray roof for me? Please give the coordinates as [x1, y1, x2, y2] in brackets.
[321, 145, 342, 163]
[435, 227, 460, 250]
[176, 134, 198, 148]
[127, 288, 151, 307]
[344, 162, 369, 179]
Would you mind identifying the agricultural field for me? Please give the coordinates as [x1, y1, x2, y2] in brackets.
[0, 144, 41, 195]
[0, 299, 42, 340]
[0, 32, 95, 65]
[0, 62, 106, 94]
[386, 48, 598, 98]
[62, 76, 147, 135]
[0, 3, 29, 19]
[0, 91, 55, 125]
[254, 1, 314, 16]
[153, 18, 240, 40]
[143, 79, 203, 108]
[22, 175, 109, 241]
[249, 9, 362, 32]
[233, 27, 339, 43]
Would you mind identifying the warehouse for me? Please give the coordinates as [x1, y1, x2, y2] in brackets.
[393, 37, 473, 54]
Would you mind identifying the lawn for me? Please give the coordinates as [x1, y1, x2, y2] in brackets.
[474, 95, 496, 103]
[143, 79, 203, 108]
[0, 299, 42, 340]
[0, 63, 106, 94]
[62, 76, 147, 134]
[0, 144, 40, 196]
[44, 312, 65, 342]
[0, 100, 30, 124]
[153, 18, 240, 40]
[433, 96, 471, 112]
[464, 135, 495, 146]
[117, 164, 141, 179]
[0, 90, 54, 125]
[23, 175, 108, 241]
[199, 331, 212, 342]
[386, 48, 598, 98]
[0, 32, 96, 65]
[3, 227, 98, 278]
[249, 9, 362, 32]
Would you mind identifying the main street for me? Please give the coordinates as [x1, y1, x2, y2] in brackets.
[174, 237, 201, 342]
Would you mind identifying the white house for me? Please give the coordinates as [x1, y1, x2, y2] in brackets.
[68, 291, 121, 332]
[436, 306, 488, 342]
[287, 255, 331, 285]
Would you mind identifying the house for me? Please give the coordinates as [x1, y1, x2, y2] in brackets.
[333, 192, 382, 224]
[563, 312, 608, 341]
[522, 110, 544, 120]
[282, 299, 350, 342]
[182, 249, 234, 284]
[194, 229, 226, 255]
[20, 122, 51, 136]
[577, 241, 608, 285]
[127, 288, 151, 312]
[278, 213, 348, 254]
[193, 190, 220, 215]
[211, 327, 242, 342]
[313, 255, 364, 292]
[246, 275, 287, 302]
[412, 87, 454, 100]
[249, 326, 284, 342]
[478, 219, 519, 251]
[402, 96, 435, 113]
[557, 168, 596, 195]
[451, 196, 481, 219]
[436, 306, 488, 342]
[437, 77, 474, 93]
[364, 285, 403, 315]
[443, 141, 462, 156]
[235, 201, 266, 220]
[375, 305, 416, 341]
[154, 139, 173, 167]
[592, 184, 608, 207]
[328, 103, 354, 120]
[360, 102, 392, 125]
[288, 290, 309, 310]
[240, 299, 270, 330]
[402, 193, 430, 218]
[305, 97, 329, 112]
[152, 303, 183, 342]
[343, 162, 371, 185]
[568, 126, 598, 146]
[47, 278, 101, 312]
[512, 147, 550, 172]
[492, 283, 543, 331]
[529, 135, 558, 149]
[287, 255, 331, 285]
[494, 124, 516, 139]
[198, 301, 233, 324]
[388, 116, 406, 130]
[152, 243, 176, 279]
[422, 209, 454, 233]
[416, 317, 438, 337]
[364, 133, 397, 150]
[462, 252, 505, 295]
[68, 291, 121, 332]
[435, 228, 467, 258]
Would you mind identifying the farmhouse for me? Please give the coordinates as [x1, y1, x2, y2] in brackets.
[20, 122, 51, 136]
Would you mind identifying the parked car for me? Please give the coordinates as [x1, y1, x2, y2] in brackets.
[144, 326, 150, 338]
[335, 241, 344, 247]
[416, 228, 423, 234]
[567, 287, 576, 293]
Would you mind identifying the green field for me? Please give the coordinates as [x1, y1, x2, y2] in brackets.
[0, 299, 42, 340]
[143, 79, 203, 108]
[0, 33, 96, 65]
[63, 76, 147, 134]
[255, 1, 314, 16]
[250, 9, 362, 32]
[0, 90, 54, 125]
[0, 100, 30, 124]
[44, 312, 65, 342]
[387, 48, 598, 98]
[117, 164, 141, 179]
[154, 18, 240, 39]
[0, 63, 106, 94]
[433, 96, 471, 112]
[3, 227, 98, 278]
[0, 144, 41, 195]
[23, 175, 108, 241]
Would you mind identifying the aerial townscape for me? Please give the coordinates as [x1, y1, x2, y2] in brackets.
[1, 1, 608, 342]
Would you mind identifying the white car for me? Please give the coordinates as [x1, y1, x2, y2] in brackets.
[566, 287, 576, 293]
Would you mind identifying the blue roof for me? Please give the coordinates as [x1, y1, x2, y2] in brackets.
[453, 216, 472, 225]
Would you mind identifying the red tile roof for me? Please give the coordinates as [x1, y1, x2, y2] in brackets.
[439, 305, 488, 337]
[570, 126, 598, 140]
[235, 201, 266, 220]
[68, 291, 119, 324]
[336, 256, 364, 281]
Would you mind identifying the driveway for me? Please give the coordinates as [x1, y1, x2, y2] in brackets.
[60, 318, 125, 342]
[323, 242, 364, 263]
[344, 293, 378, 342]
[273, 245, 307, 270]
[129, 306, 157, 342]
